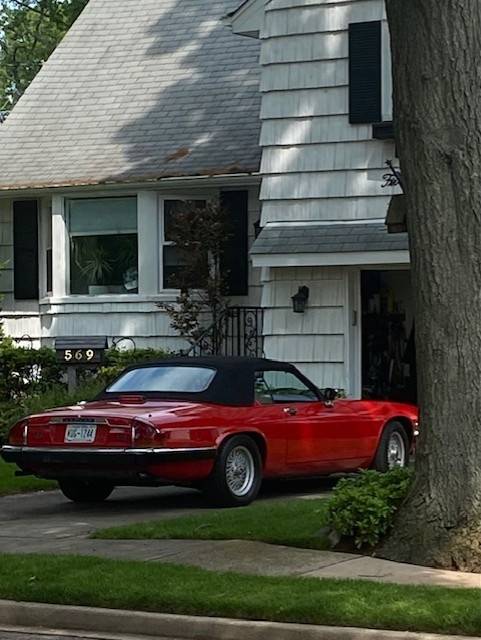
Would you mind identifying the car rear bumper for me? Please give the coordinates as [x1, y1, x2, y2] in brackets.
[1, 445, 216, 468]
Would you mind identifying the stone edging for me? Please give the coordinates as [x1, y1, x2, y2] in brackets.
[0, 600, 477, 640]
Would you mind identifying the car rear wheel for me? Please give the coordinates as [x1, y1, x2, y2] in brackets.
[203, 435, 262, 507]
[372, 421, 409, 472]
[58, 479, 114, 503]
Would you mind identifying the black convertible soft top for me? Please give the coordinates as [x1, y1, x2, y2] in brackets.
[99, 356, 320, 407]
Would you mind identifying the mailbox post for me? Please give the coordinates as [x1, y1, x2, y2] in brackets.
[55, 336, 108, 392]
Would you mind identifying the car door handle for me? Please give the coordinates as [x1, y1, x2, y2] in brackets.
[283, 407, 298, 416]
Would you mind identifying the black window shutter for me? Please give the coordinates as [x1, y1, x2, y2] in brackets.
[349, 21, 382, 124]
[13, 200, 39, 300]
[221, 191, 249, 297]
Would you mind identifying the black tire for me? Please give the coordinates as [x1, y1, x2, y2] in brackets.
[203, 435, 263, 507]
[58, 479, 114, 503]
[372, 421, 409, 473]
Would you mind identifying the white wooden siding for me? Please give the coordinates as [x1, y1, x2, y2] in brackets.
[257, 0, 397, 393]
[261, 266, 349, 389]
[261, 60, 348, 92]
[261, 197, 391, 223]
[260, 32, 347, 65]
[263, 1, 385, 38]
[261, 170, 398, 200]
[261, 141, 392, 174]
[259, 0, 398, 225]
[260, 116, 375, 146]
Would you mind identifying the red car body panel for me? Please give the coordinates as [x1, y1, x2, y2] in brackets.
[2, 391, 418, 484]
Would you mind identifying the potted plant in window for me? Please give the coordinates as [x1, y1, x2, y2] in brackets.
[73, 241, 114, 295]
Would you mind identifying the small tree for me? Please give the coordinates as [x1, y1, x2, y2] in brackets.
[158, 200, 231, 349]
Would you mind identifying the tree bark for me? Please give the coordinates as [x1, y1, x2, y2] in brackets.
[380, 0, 481, 571]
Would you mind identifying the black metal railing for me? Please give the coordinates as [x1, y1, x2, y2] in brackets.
[186, 306, 264, 358]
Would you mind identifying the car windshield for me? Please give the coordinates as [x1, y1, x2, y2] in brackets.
[106, 366, 217, 394]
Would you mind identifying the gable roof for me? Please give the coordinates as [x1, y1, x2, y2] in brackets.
[226, 0, 267, 37]
[0, 0, 261, 191]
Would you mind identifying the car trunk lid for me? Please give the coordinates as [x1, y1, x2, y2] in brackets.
[23, 399, 202, 448]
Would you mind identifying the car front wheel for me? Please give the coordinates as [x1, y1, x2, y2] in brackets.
[372, 421, 409, 472]
[203, 435, 262, 507]
[58, 479, 114, 503]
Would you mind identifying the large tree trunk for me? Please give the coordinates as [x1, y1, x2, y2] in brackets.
[380, 0, 481, 571]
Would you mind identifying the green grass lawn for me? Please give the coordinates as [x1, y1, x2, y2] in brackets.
[93, 498, 331, 550]
[0, 458, 57, 496]
[1, 553, 480, 636]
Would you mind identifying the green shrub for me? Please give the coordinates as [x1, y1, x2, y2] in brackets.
[0, 338, 62, 402]
[98, 347, 171, 384]
[325, 468, 413, 549]
[0, 378, 105, 445]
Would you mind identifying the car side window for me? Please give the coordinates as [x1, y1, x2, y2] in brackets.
[262, 370, 319, 403]
[254, 373, 274, 405]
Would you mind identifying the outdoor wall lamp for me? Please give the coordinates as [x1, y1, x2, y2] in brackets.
[292, 286, 310, 313]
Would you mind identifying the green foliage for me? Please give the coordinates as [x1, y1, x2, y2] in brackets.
[326, 469, 413, 549]
[98, 347, 171, 384]
[158, 200, 231, 346]
[0, 376, 104, 444]
[0, 0, 88, 108]
[0, 336, 62, 401]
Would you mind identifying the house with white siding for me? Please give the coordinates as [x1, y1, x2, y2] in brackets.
[230, 0, 414, 401]
[0, 0, 415, 401]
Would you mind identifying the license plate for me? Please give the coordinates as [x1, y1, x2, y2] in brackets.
[64, 425, 97, 444]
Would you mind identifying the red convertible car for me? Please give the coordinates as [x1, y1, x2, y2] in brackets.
[1, 357, 418, 507]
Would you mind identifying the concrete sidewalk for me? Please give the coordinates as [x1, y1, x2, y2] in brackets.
[3, 535, 481, 590]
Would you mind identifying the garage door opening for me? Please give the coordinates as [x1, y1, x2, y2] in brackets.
[361, 270, 416, 403]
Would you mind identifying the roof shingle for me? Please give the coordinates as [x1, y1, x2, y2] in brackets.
[251, 223, 409, 255]
[0, 0, 261, 190]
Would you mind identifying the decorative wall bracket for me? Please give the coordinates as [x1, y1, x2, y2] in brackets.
[382, 160, 404, 192]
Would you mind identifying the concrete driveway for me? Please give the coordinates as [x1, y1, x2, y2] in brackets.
[0, 479, 335, 557]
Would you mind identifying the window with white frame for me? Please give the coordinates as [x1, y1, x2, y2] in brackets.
[161, 199, 206, 289]
[68, 197, 138, 296]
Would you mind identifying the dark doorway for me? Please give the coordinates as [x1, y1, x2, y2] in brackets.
[361, 270, 416, 402]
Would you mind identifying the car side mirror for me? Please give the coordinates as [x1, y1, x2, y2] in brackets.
[323, 388, 338, 403]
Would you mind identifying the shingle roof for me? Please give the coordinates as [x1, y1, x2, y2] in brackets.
[0, 0, 261, 191]
[251, 223, 409, 254]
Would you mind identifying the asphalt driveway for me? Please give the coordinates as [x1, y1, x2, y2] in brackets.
[0, 480, 335, 557]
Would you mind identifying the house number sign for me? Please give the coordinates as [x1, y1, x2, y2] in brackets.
[61, 348, 102, 364]
[55, 337, 108, 366]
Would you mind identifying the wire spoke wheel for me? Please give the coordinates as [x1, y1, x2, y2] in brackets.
[387, 431, 406, 469]
[225, 445, 255, 497]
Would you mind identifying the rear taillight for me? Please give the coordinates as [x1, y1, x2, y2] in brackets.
[8, 420, 28, 446]
[132, 421, 164, 448]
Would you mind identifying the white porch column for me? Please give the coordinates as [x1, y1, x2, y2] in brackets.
[51, 195, 68, 298]
[137, 191, 159, 296]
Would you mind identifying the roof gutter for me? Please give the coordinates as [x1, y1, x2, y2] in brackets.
[0, 172, 262, 199]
